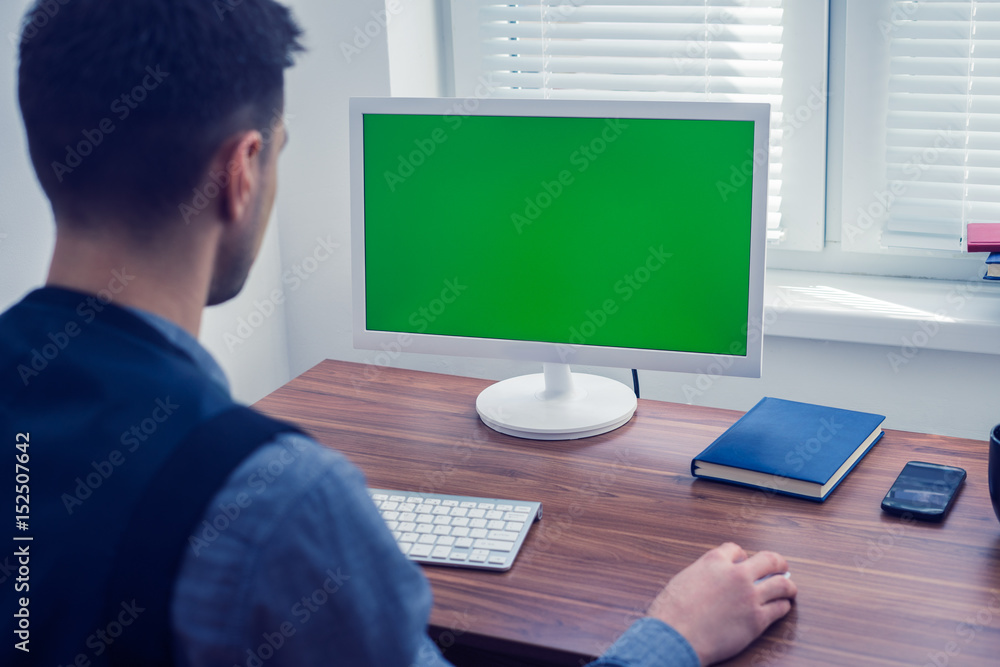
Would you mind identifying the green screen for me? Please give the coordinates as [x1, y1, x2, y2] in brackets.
[363, 113, 753, 356]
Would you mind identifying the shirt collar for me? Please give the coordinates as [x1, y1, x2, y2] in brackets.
[126, 307, 232, 395]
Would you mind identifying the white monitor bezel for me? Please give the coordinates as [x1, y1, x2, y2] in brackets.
[350, 96, 769, 379]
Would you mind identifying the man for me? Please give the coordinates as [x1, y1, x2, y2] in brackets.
[1, 1, 797, 665]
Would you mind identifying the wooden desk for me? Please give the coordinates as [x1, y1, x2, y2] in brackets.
[254, 359, 1000, 666]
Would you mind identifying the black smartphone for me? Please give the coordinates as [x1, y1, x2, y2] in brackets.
[881, 461, 966, 521]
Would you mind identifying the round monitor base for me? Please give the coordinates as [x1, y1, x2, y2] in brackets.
[476, 372, 637, 440]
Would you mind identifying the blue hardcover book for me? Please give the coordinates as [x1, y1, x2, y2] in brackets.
[985, 252, 1000, 280]
[691, 397, 885, 501]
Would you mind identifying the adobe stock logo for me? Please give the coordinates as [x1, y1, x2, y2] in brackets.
[17, 268, 135, 386]
[180, 109, 289, 225]
[511, 118, 629, 235]
[7, 0, 70, 47]
[61, 396, 180, 515]
[716, 148, 767, 202]
[407, 279, 467, 333]
[340, 0, 404, 63]
[223, 235, 340, 352]
[50, 66, 170, 183]
[556, 246, 671, 361]
[379, 76, 501, 193]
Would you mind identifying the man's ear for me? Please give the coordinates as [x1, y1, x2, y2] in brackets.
[221, 130, 265, 223]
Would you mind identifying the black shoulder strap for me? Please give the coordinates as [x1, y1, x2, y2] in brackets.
[106, 406, 305, 666]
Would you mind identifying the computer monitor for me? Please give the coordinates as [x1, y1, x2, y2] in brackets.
[350, 97, 768, 441]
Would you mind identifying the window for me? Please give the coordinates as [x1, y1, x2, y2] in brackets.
[450, 0, 828, 252]
[447, 0, 1000, 280]
[837, 0, 998, 280]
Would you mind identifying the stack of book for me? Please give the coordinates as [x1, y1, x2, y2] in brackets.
[967, 223, 1000, 281]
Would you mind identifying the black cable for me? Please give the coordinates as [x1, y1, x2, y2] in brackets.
[631, 368, 640, 399]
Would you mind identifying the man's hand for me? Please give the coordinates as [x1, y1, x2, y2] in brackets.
[646, 542, 797, 666]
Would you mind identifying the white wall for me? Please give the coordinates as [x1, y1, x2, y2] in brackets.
[269, 0, 392, 381]
[0, 3, 55, 304]
[386, 0, 449, 97]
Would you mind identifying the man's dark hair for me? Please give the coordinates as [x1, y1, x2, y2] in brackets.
[18, 0, 304, 231]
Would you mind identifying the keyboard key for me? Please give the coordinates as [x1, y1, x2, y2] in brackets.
[381, 501, 399, 511]
[433, 515, 452, 526]
[415, 524, 433, 534]
[487, 530, 519, 541]
[489, 555, 507, 566]
[469, 549, 489, 562]
[418, 534, 437, 545]
[426, 499, 441, 505]
[398, 542, 412, 555]
[398, 503, 416, 512]
[371, 493, 388, 501]
[469, 528, 488, 539]
[497, 504, 514, 511]
[382, 511, 400, 521]
[505, 521, 524, 532]
[451, 527, 470, 537]
[449, 551, 469, 561]
[514, 506, 532, 513]
[433, 506, 451, 516]
[437, 536, 456, 546]
[455, 537, 474, 548]
[406, 496, 422, 504]
[467, 508, 486, 519]
[485, 510, 504, 520]
[459, 501, 477, 508]
[449, 507, 468, 517]
[389, 495, 406, 502]
[417, 504, 434, 514]
[416, 514, 434, 524]
[432, 525, 452, 536]
[431, 545, 451, 559]
[410, 544, 433, 558]
[451, 517, 470, 527]
[487, 520, 505, 530]
[442, 500, 459, 507]
[398, 522, 416, 533]
[400, 532, 419, 543]
[473, 539, 514, 552]
[477, 503, 495, 509]
[469, 518, 487, 528]
[398, 513, 416, 523]
[504, 512, 530, 522]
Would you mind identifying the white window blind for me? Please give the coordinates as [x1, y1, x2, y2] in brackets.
[883, 0, 1000, 252]
[470, 0, 787, 242]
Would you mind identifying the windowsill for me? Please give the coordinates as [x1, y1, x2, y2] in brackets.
[763, 269, 1000, 356]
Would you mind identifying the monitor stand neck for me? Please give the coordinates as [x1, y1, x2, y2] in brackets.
[476, 363, 637, 440]
[538, 362, 581, 399]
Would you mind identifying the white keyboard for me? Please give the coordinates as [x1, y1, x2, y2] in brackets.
[368, 489, 542, 571]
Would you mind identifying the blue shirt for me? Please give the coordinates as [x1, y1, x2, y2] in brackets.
[137, 310, 699, 667]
